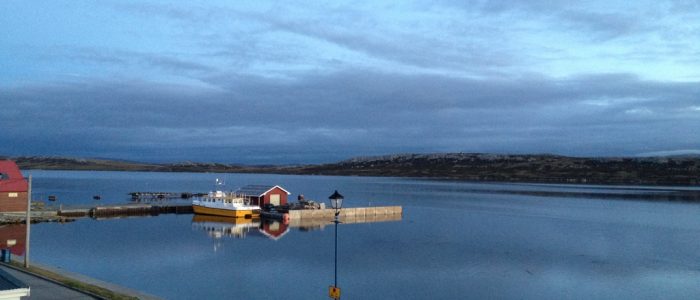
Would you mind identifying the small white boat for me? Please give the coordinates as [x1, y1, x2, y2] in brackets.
[193, 189, 260, 218]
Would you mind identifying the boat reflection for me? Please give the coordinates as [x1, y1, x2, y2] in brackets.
[192, 211, 403, 244]
[192, 215, 260, 239]
[191, 215, 291, 242]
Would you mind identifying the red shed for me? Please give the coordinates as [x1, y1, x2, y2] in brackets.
[237, 185, 290, 207]
[0, 160, 28, 213]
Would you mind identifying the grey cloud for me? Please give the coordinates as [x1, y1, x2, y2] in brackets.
[558, 10, 644, 41]
[62, 48, 215, 73]
[109, 2, 218, 23]
[243, 9, 519, 73]
[2, 70, 699, 163]
[109, 2, 517, 73]
[443, 1, 668, 42]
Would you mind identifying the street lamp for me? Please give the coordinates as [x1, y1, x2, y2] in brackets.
[329, 190, 344, 212]
[328, 190, 344, 299]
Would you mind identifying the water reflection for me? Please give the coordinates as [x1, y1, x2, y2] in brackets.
[191, 215, 260, 239]
[191, 213, 403, 244]
[259, 219, 290, 240]
[191, 215, 291, 246]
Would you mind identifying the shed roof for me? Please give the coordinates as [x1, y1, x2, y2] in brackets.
[0, 161, 27, 192]
[236, 185, 291, 197]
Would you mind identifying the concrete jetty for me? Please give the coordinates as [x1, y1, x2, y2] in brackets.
[262, 206, 403, 222]
[288, 206, 402, 220]
[288, 208, 402, 230]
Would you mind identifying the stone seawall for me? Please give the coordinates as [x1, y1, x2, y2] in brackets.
[288, 206, 402, 220]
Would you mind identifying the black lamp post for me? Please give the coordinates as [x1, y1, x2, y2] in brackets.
[328, 190, 344, 298]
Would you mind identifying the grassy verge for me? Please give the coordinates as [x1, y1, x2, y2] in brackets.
[8, 261, 138, 300]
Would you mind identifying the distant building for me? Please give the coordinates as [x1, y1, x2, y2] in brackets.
[0, 161, 28, 213]
[236, 185, 290, 207]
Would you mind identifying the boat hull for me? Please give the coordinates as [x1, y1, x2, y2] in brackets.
[193, 204, 260, 218]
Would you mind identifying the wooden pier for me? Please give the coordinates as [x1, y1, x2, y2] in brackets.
[129, 192, 206, 201]
[58, 203, 193, 218]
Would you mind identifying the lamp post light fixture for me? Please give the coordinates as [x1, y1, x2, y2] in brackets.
[328, 190, 344, 299]
[329, 190, 344, 212]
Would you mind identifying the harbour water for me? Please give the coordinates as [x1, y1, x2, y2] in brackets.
[13, 170, 700, 299]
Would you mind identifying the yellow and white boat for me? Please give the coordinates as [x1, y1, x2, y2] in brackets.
[192, 190, 261, 218]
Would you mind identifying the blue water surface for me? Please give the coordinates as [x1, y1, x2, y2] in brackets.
[21, 170, 700, 299]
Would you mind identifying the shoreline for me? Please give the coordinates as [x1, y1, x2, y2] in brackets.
[8, 154, 700, 187]
[1, 261, 160, 299]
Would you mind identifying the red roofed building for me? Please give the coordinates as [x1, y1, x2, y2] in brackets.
[0, 160, 28, 212]
[236, 185, 291, 208]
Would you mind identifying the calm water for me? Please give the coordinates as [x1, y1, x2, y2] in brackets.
[17, 170, 700, 299]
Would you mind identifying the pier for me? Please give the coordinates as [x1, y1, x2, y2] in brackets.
[288, 207, 402, 229]
[4, 202, 401, 224]
[56, 204, 401, 223]
[289, 206, 402, 220]
[57, 203, 193, 218]
[262, 206, 402, 221]
[129, 192, 206, 201]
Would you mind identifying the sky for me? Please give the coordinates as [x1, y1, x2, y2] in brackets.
[1, 0, 700, 164]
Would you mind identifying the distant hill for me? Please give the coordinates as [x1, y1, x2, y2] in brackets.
[3, 153, 699, 186]
[2, 156, 255, 173]
[290, 153, 700, 185]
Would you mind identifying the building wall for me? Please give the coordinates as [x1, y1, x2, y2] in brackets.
[262, 187, 288, 206]
[245, 196, 263, 207]
[0, 224, 26, 255]
[0, 191, 28, 212]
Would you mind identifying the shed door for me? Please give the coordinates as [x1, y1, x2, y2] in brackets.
[270, 194, 281, 206]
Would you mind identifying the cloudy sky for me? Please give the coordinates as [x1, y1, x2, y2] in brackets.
[2, 1, 700, 164]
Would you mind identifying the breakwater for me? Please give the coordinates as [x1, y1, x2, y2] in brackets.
[288, 208, 402, 230]
[260, 206, 402, 222]
[288, 206, 402, 220]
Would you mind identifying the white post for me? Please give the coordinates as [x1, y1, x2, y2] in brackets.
[24, 175, 31, 268]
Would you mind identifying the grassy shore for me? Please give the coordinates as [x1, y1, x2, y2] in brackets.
[7, 261, 139, 300]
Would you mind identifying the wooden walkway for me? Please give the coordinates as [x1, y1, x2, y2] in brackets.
[57, 203, 193, 218]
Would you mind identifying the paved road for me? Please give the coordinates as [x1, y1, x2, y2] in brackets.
[0, 264, 98, 300]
